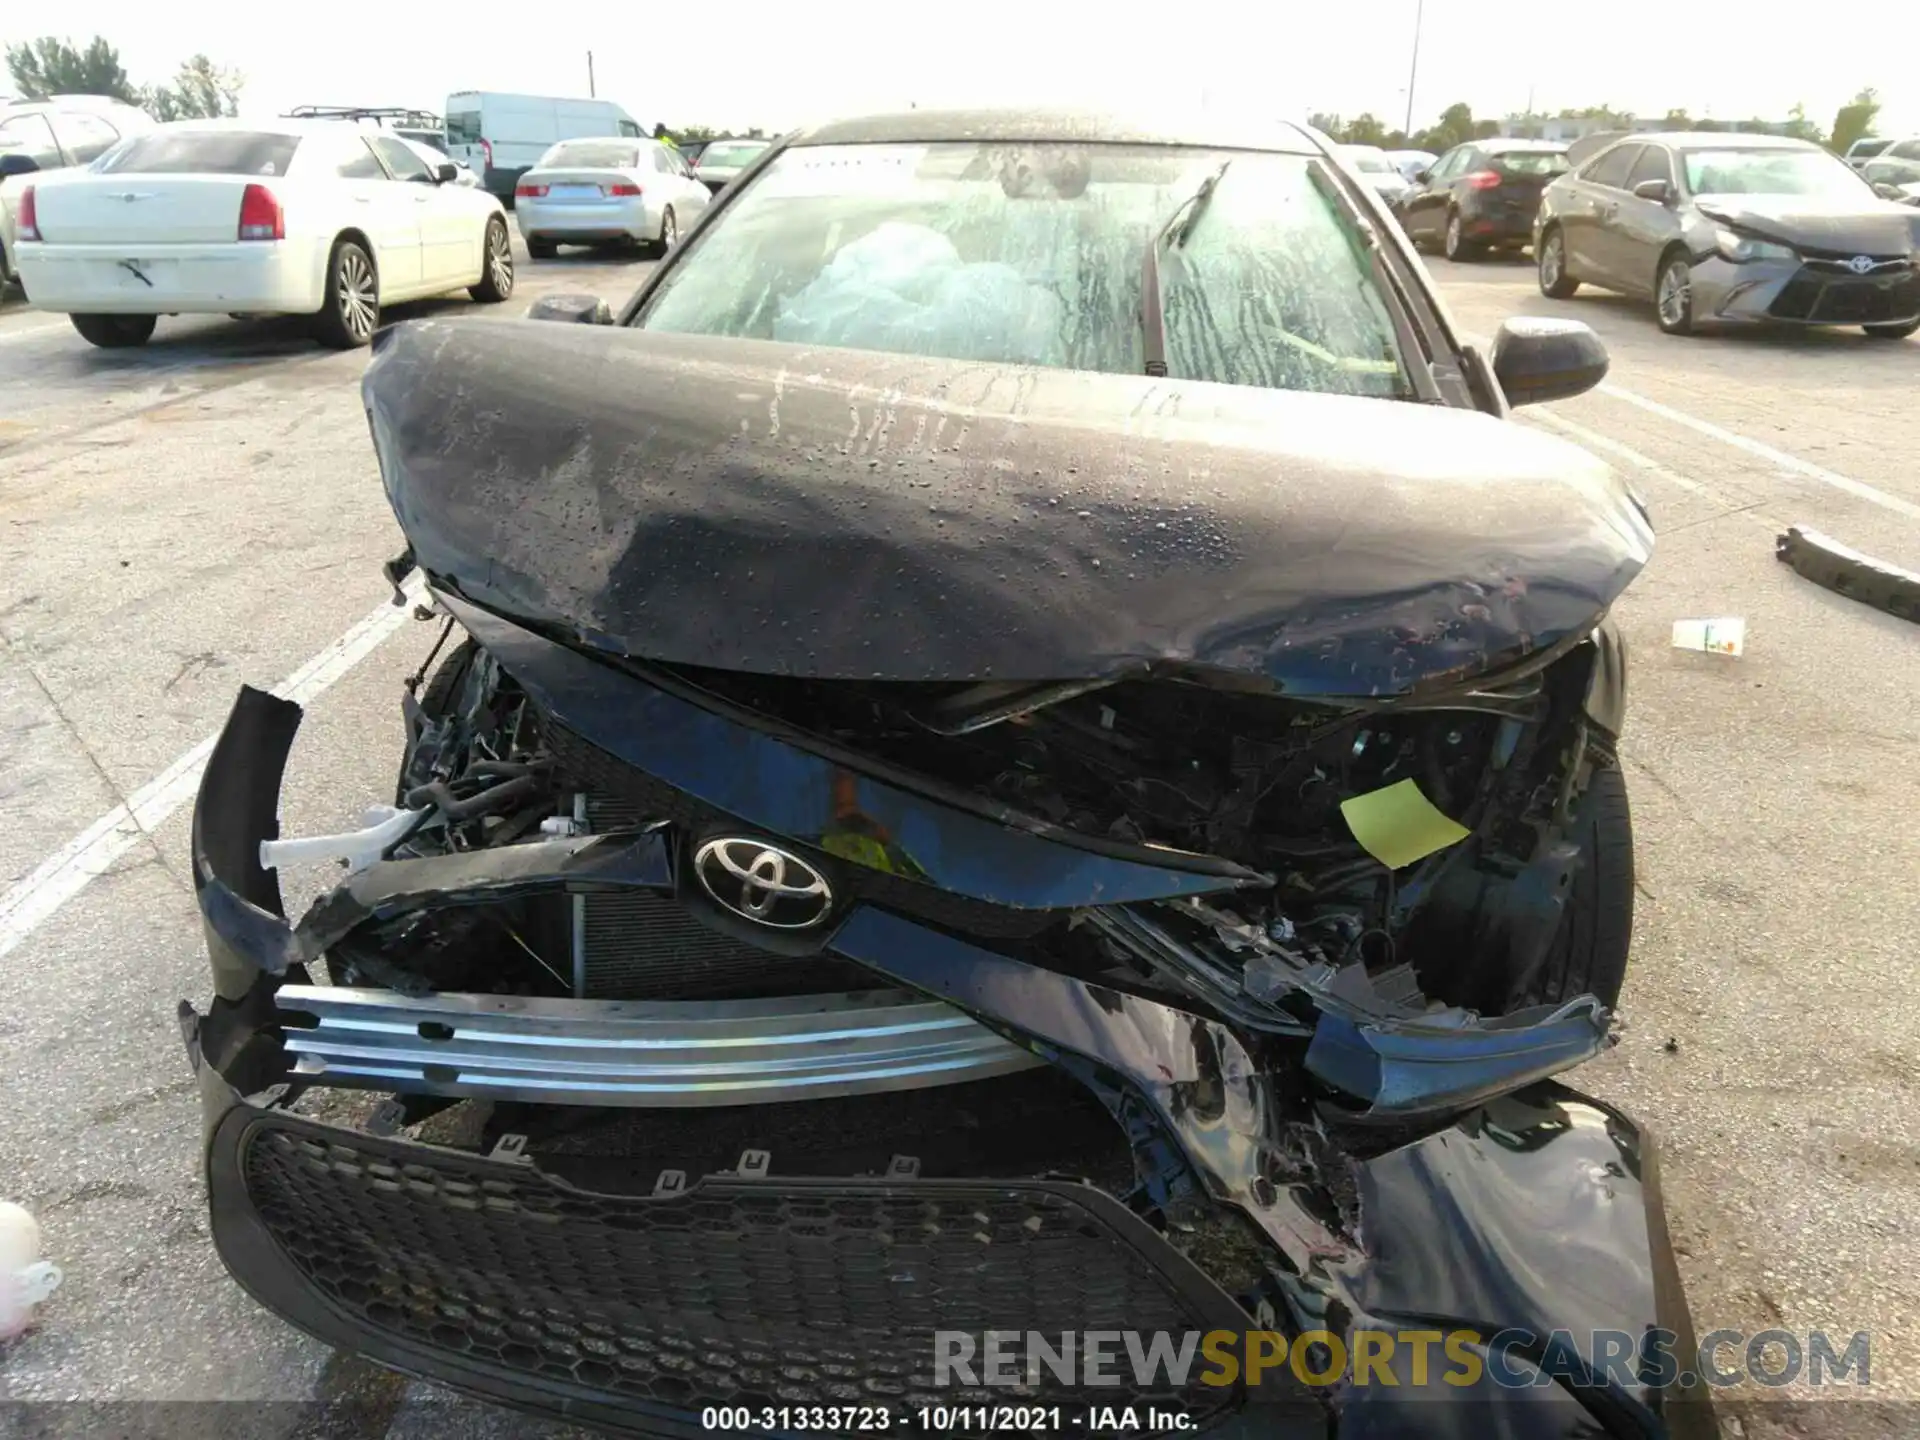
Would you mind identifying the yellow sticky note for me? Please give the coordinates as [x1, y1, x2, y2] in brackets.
[1339, 778, 1471, 871]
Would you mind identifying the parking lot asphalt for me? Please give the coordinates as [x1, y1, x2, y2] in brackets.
[1, 239, 1917, 1439]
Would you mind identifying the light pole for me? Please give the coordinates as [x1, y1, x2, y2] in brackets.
[1402, 0, 1424, 137]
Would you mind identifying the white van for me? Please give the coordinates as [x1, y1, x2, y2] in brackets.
[445, 92, 645, 202]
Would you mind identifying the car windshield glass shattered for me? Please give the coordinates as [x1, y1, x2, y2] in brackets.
[541, 140, 639, 169]
[637, 141, 1410, 398]
[700, 142, 770, 168]
[1685, 148, 1871, 198]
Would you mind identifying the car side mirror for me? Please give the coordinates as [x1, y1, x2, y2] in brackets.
[0, 152, 40, 180]
[528, 293, 614, 325]
[1873, 181, 1904, 200]
[1490, 316, 1609, 408]
[1414, 168, 1432, 184]
[434, 162, 459, 184]
[1631, 178, 1672, 204]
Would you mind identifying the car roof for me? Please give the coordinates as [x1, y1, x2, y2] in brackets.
[789, 106, 1323, 155]
[126, 117, 331, 138]
[2, 92, 145, 113]
[1630, 131, 1823, 151]
[1481, 138, 1568, 152]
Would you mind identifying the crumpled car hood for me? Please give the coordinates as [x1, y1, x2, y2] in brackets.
[364, 318, 1651, 697]
[1696, 193, 1920, 253]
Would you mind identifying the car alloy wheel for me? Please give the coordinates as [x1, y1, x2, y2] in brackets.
[486, 223, 513, 296]
[1541, 236, 1561, 287]
[338, 248, 378, 342]
[1446, 214, 1463, 259]
[1656, 256, 1693, 334]
[661, 209, 678, 249]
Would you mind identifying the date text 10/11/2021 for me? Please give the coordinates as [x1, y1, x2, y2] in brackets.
[700, 1406, 1198, 1433]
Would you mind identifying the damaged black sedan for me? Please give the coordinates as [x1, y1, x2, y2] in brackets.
[184, 109, 1709, 1438]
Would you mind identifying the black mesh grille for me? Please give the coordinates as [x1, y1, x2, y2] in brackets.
[1770, 271, 1920, 323]
[240, 1119, 1243, 1426]
[547, 722, 1062, 942]
[577, 889, 872, 999]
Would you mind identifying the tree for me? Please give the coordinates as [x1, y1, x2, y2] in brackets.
[5, 35, 138, 103]
[144, 54, 243, 121]
[1343, 113, 1388, 147]
[1307, 112, 1343, 138]
[1781, 102, 1823, 144]
[1830, 87, 1879, 155]
[1412, 101, 1477, 154]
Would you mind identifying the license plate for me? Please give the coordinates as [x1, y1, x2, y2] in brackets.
[550, 184, 601, 199]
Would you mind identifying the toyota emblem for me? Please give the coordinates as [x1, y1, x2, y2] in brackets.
[1848, 254, 1875, 275]
[693, 838, 834, 929]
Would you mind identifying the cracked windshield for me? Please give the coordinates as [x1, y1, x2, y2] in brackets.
[638, 141, 1409, 396]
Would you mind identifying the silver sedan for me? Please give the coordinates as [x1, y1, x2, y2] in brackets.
[514, 137, 712, 258]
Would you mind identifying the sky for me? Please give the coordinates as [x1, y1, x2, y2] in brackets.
[5, 1, 1914, 139]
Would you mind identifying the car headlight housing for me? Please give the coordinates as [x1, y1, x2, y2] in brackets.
[1714, 227, 1797, 264]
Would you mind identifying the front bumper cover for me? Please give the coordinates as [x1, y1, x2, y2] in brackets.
[185, 683, 1715, 1438]
[1689, 253, 1920, 328]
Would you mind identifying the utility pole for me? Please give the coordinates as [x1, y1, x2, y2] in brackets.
[587, 52, 596, 98]
[1402, 0, 1424, 137]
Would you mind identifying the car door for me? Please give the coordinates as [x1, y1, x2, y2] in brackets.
[328, 134, 423, 295]
[1405, 146, 1464, 240]
[1561, 142, 1640, 286]
[371, 135, 471, 288]
[662, 144, 708, 217]
[1605, 144, 1682, 296]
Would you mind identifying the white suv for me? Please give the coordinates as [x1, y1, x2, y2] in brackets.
[0, 95, 156, 290]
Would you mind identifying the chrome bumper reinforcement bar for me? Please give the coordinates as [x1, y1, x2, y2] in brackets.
[276, 985, 1039, 1106]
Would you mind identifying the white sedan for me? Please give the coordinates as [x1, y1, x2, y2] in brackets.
[514, 136, 711, 257]
[13, 118, 515, 349]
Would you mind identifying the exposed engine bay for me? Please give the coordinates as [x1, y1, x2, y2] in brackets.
[338, 615, 1619, 1038]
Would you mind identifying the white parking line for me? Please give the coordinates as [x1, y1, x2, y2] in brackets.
[1464, 325, 1920, 525]
[1595, 383, 1920, 526]
[1527, 409, 1719, 499]
[0, 576, 427, 962]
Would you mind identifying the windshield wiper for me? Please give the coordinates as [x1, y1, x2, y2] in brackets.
[1141, 159, 1232, 378]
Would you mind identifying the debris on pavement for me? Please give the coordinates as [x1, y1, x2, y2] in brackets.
[1776, 524, 1920, 625]
[0, 1200, 62, 1340]
[1664, 1037, 1681, 1055]
[1671, 616, 1746, 657]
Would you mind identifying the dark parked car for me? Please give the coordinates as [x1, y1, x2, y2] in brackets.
[1398, 138, 1569, 259]
[689, 134, 771, 192]
[185, 107, 1703, 1438]
[1535, 131, 1920, 338]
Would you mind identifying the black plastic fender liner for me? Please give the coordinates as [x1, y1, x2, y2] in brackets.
[1775, 524, 1920, 624]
